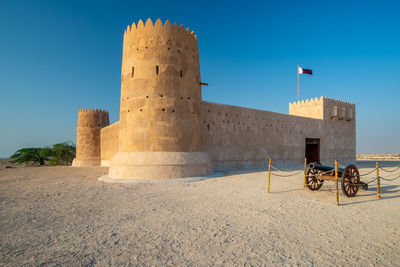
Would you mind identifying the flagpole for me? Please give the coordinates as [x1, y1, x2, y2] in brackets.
[297, 64, 300, 101]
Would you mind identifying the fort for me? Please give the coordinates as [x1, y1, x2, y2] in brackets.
[72, 18, 356, 179]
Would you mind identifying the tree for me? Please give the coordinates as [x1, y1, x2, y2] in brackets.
[48, 142, 76, 165]
[10, 142, 76, 166]
[10, 148, 48, 165]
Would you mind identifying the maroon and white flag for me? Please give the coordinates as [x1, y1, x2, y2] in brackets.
[298, 66, 312, 75]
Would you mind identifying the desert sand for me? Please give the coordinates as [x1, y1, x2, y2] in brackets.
[1, 159, 400, 266]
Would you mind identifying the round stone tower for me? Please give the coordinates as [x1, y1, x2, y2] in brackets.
[72, 109, 109, 167]
[109, 18, 212, 179]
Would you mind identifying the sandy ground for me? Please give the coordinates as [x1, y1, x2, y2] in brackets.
[1, 159, 400, 266]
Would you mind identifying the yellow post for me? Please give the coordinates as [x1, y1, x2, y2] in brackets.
[335, 160, 339, 206]
[267, 158, 272, 193]
[376, 162, 381, 199]
[304, 158, 307, 187]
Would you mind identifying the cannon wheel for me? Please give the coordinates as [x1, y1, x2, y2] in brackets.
[306, 168, 324, 191]
[341, 164, 360, 197]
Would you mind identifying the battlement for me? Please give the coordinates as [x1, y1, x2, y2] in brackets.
[123, 18, 198, 52]
[289, 97, 324, 119]
[289, 96, 355, 121]
[78, 108, 109, 114]
[323, 97, 355, 121]
[322, 97, 354, 106]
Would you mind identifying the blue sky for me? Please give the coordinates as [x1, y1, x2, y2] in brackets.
[0, 0, 399, 157]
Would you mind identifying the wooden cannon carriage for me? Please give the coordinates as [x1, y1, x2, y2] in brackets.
[306, 163, 368, 197]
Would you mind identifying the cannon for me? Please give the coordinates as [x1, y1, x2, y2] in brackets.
[306, 163, 368, 197]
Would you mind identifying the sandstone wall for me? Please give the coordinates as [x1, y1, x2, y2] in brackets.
[201, 100, 355, 170]
[100, 121, 120, 165]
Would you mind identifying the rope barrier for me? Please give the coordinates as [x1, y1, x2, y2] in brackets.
[272, 165, 398, 183]
[380, 174, 400, 182]
[270, 165, 301, 172]
[271, 170, 304, 177]
[359, 168, 377, 177]
[267, 158, 400, 202]
[379, 165, 400, 173]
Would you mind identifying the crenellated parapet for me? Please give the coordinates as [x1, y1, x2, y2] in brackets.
[77, 108, 109, 127]
[72, 108, 110, 167]
[289, 96, 355, 121]
[322, 97, 355, 121]
[123, 18, 198, 55]
[289, 97, 325, 119]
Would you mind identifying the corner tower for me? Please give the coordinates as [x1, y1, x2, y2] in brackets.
[72, 109, 109, 167]
[109, 18, 212, 179]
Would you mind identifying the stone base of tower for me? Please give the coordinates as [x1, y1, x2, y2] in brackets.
[72, 157, 101, 167]
[108, 152, 213, 179]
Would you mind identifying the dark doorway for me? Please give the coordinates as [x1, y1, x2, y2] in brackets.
[305, 138, 320, 164]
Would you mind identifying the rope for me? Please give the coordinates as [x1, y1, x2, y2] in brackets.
[359, 168, 377, 176]
[271, 165, 303, 173]
[379, 165, 400, 173]
[380, 174, 400, 181]
[271, 169, 305, 177]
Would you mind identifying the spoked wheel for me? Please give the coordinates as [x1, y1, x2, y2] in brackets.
[341, 164, 360, 197]
[306, 168, 324, 191]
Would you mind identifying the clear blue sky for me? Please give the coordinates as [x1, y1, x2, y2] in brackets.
[1, 0, 399, 157]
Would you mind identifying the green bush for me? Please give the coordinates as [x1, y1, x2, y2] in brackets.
[48, 142, 76, 165]
[11, 148, 48, 165]
[10, 142, 76, 166]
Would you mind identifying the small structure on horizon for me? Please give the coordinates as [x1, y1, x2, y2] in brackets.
[72, 18, 356, 179]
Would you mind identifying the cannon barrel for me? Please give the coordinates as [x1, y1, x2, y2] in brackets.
[309, 162, 345, 174]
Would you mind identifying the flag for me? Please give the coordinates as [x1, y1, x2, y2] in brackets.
[298, 66, 312, 75]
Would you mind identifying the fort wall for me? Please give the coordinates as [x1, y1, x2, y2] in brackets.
[202, 99, 355, 170]
[100, 121, 120, 166]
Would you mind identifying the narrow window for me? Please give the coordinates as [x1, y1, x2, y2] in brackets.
[132, 66, 134, 78]
[156, 65, 159, 75]
[196, 76, 198, 82]
[180, 70, 183, 78]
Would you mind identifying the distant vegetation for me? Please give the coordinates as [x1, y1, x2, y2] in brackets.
[10, 142, 76, 166]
